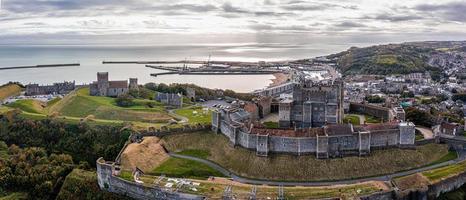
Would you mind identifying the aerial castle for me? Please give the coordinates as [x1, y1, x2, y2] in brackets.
[212, 73, 415, 158]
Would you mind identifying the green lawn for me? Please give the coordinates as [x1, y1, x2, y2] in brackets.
[152, 157, 224, 179]
[174, 106, 211, 124]
[343, 115, 361, 125]
[263, 121, 279, 129]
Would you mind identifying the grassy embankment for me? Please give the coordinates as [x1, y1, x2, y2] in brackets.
[0, 84, 22, 101]
[394, 159, 466, 194]
[161, 131, 452, 181]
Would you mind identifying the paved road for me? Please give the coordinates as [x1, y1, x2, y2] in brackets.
[169, 148, 466, 186]
[416, 127, 434, 139]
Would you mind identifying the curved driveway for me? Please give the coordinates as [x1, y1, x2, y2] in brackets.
[169, 147, 466, 186]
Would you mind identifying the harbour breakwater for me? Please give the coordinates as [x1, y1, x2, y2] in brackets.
[0, 63, 80, 71]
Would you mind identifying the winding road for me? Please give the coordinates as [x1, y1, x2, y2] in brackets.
[169, 146, 466, 186]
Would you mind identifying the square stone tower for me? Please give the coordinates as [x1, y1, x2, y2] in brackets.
[129, 78, 138, 90]
[97, 72, 109, 96]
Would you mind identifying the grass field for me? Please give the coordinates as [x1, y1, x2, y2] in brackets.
[174, 106, 211, 124]
[152, 157, 225, 179]
[0, 84, 22, 101]
[162, 131, 451, 181]
[49, 88, 172, 123]
[343, 115, 361, 125]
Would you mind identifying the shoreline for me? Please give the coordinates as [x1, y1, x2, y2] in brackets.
[269, 73, 289, 87]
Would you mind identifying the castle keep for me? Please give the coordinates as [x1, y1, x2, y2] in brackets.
[90, 72, 138, 97]
[279, 79, 344, 128]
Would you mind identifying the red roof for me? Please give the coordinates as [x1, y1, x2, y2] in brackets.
[109, 80, 128, 89]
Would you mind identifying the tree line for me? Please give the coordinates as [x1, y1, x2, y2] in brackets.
[0, 113, 132, 199]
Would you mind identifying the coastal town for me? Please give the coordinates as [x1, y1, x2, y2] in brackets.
[1, 41, 466, 200]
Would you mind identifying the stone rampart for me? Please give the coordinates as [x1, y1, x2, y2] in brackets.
[97, 158, 205, 200]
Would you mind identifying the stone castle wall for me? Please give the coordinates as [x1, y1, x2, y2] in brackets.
[212, 109, 415, 158]
[97, 158, 205, 200]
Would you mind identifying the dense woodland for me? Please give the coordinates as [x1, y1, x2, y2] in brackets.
[0, 112, 131, 199]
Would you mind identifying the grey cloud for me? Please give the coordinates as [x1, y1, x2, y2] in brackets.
[414, 1, 466, 22]
[371, 13, 424, 22]
[220, 2, 293, 17]
[335, 21, 367, 28]
[282, 2, 358, 11]
[157, 4, 217, 13]
[222, 2, 249, 13]
[249, 24, 312, 32]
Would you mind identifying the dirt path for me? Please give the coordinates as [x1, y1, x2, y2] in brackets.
[416, 127, 434, 139]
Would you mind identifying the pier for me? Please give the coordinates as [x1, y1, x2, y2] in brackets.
[0, 63, 80, 71]
[147, 64, 282, 77]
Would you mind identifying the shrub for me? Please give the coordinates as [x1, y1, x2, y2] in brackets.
[115, 94, 134, 107]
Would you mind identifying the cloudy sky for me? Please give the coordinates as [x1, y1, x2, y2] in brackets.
[0, 0, 465, 45]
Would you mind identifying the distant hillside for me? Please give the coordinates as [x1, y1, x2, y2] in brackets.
[327, 41, 466, 76]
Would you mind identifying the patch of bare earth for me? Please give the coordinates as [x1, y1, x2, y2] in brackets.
[394, 173, 430, 191]
[120, 137, 169, 172]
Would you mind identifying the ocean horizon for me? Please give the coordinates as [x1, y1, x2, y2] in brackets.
[0, 42, 363, 92]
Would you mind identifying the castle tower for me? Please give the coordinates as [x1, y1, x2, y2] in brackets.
[129, 78, 138, 90]
[399, 122, 416, 147]
[97, 72, 109, 96]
